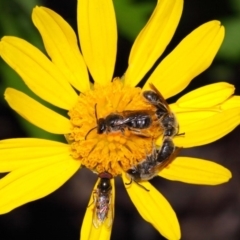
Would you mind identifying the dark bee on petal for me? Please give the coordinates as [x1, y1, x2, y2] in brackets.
[92, 172, 113, 228]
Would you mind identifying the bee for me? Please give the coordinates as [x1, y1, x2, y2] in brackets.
[143, 83, 179, 137]
[126, 137, 180, 183]
[92, 172, 114, 228]
[85, 104, 159, 139]
[97, 110, 155, 135]
[125, 84, 183, 186]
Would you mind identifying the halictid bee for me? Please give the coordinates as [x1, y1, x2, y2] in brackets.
[85, 104, 158, 139]
[98, 110, 154, 135]
[92, 172, 113, 228]
[126, 137, 181, 184]
[143, 83, 179, 138]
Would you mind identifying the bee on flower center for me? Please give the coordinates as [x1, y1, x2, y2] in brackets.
[125, 84, 182, 185]
[92, 172, 114, 228]
[143, 83, 179, 138]
[126, 137, 181, 184]
[85, 104, 160, 139]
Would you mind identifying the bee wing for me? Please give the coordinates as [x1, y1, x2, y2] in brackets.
[92, 204, 103, 228]
[120, 110, 155, 125]
[92, 192, 113, 229]
[149, 83, 170, 111]
[122, 110, 155, 115]
[103, 195, 114, 228]
[92, 191, 103, 229]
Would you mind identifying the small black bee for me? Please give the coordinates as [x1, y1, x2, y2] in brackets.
[126, 137, 180, 183]
[85, 104, 157, 139]
[92, 172, 113, 228]
[143, 83, 179, 137]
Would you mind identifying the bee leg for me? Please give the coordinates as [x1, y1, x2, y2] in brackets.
[88, 191, 97, 207]
[120, 127, 125, 135]
[125, 178, 132, 185]
[133, 181, 150, 192]
[125, 178, 149, 192]
[88, 200, 94, 207]
[176, 132, 185, 137]
[128, 127, 151, 137]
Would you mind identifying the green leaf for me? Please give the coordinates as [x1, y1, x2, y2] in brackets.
[113, 0, 155, 41]
[218, 17, 240, 62]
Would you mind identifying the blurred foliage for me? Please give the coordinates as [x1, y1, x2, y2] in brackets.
[114, 0, 240, 94]
[113, 0, 155, 41]
[0, 0, 63, 141]
[218, 0, 240, 62]
[114, 0, 240, 64]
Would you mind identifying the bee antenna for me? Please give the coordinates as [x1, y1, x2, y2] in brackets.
[94, 103, 98, 122]
[85, 104, 99, 140]
[85, 126, 97, 140]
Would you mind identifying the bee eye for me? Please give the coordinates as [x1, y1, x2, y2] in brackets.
[97, 118, 106, 133]
[127, 169, 139, 177]
[127, 169, 135, 174]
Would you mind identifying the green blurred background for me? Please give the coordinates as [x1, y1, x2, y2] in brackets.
[0, 0, 240, 240]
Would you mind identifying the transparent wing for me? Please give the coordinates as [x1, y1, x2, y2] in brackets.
[92, 191, 103, 229]
[92, 204, 103, 228]
[92, 192, 113, 229]
[149, 83, 170, 111]
[103, 194, 114, 228]
[122, 110, 155, 117]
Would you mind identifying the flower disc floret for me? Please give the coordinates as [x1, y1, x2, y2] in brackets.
[67, 79, 162, 176]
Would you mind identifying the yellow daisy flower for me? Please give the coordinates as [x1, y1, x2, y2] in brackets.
[0, 0, 239, 239]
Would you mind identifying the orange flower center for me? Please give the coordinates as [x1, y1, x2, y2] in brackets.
[66, 79, 163, 176]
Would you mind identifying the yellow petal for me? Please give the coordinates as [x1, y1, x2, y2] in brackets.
[169, 108, 240, 147]
[122, 174, 180, 240]
[176, 82, 235, 108]
[32, 7, 90, 92]
[170, 102, 219, 114]
[0, 138, 71, 172]
[159, 157, 232, 185]
[170, 93, 240, 128]
[124, 0, 183, 87]
[0, 156, 80, 214]
[5, 88, 71, 134]
[78, 0, 117, 85]
[173, 108, 218, 128]
[0, 37, 78, 109]
[80, 178, 115, 240]
[221, 96, 240, 110]
[145, 21, 224, 98]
